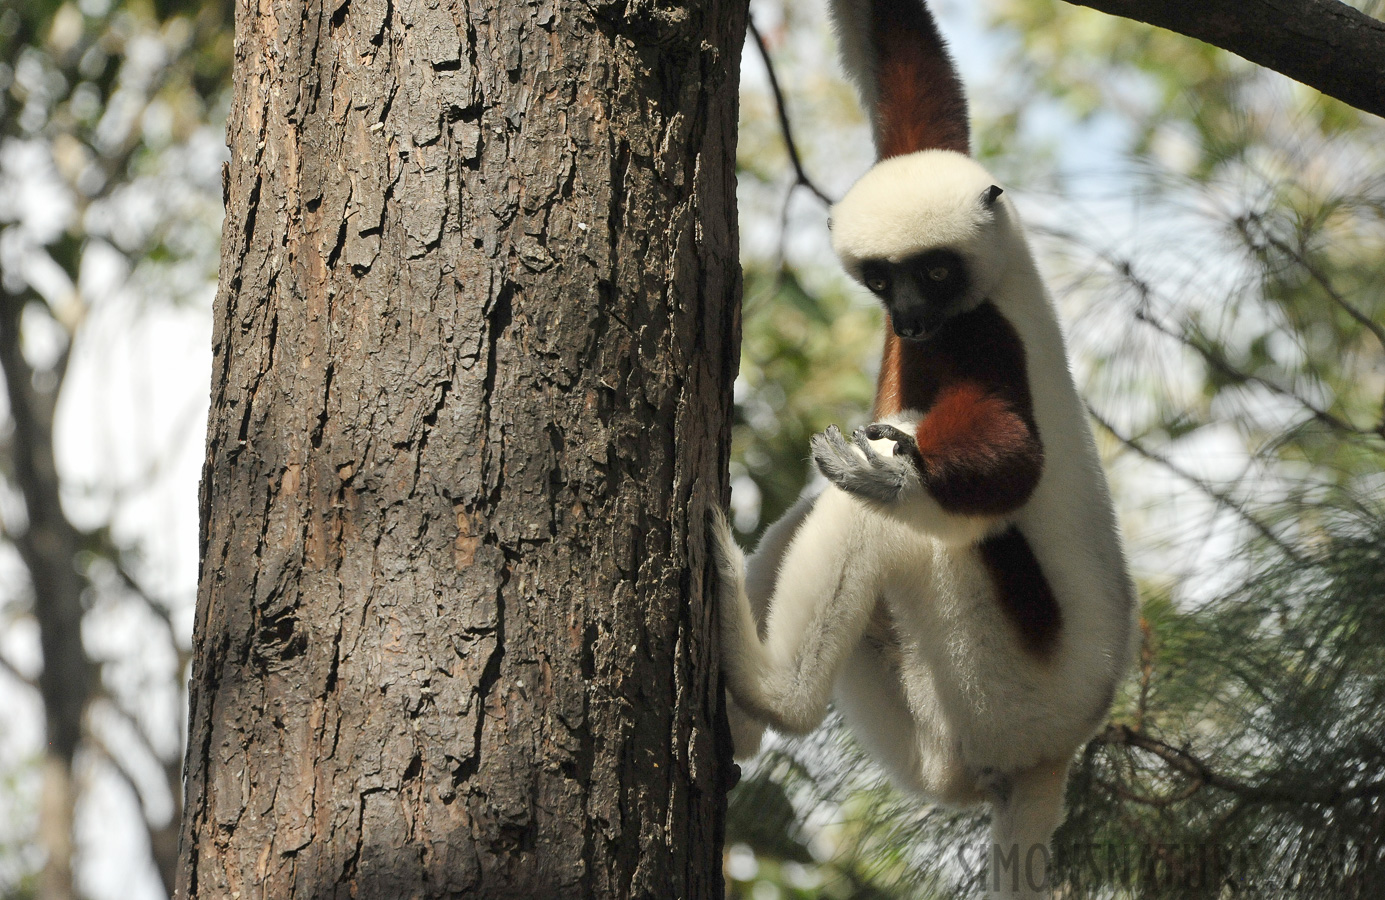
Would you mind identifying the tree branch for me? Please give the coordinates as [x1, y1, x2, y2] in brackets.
[1098, 723, 1385, 806]
[1256, 232, 1385, 358]
[1132, 304, 1383, 438]
[1036, 222, 1384, 439]
[0, 292, 96, 765]
[1062, 0, 1385, 119]
[1086, 403, 1305, 562]
[747, 20, 834, 206]
[1250, 228, 1385, 432]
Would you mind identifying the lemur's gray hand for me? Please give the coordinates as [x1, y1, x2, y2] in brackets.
[811, 424, 921, 503]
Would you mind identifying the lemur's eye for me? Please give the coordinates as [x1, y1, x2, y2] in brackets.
[865, 274, 890, 293]
[929, 267, 950, 281]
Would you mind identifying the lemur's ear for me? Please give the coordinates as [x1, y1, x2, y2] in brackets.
[983, 184, 1004, 207]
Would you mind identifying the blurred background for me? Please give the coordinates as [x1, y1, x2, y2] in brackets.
[1, 0, 1382, 897]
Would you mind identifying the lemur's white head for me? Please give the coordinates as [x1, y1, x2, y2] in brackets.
[831, 150, 1013, 342]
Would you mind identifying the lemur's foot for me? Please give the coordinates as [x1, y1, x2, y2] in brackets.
[706, 508, 744, 583]
[811, 424, 921, 503]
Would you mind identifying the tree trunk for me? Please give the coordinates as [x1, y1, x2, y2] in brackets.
[177, 0, 745, 897]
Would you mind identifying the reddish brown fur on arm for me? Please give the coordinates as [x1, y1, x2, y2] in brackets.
[908, 381, 1043, 516]
[870, 0, 970, 158]
[874, 306, 1044, 515]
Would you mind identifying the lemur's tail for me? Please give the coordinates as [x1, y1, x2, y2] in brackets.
[828, 0, 970, 159]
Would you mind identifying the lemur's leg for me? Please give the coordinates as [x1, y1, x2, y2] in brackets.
[709, 495, 878, 736]
[727, 489, 820, 758]
[982, 761, 1070, 899]
[744, 488, 819, 617]
[834, 642, 928, 793]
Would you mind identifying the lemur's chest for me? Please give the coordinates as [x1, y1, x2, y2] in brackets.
[874, 301, 1034, 423]
[863, 525, 1061, 663]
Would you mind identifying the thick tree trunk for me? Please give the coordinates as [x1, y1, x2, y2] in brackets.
[177, 0, 745, 897]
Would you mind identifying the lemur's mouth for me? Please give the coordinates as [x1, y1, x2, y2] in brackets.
[892, 311, 947, 342]
[891, 296, 989, 342]
[895, 326, 935, 342]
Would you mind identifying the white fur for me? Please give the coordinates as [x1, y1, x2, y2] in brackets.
[828, 0, 885, 142]
[712, 149, 1136, 898]
[832, 151, 1012, 313]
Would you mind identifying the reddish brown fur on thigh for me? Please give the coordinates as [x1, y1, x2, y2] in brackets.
[978, 526, 1062, 656]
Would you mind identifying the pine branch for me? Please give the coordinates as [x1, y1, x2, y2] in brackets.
[1133, 305, 1383, 438]
[1042, 220, 1385, 439]
[1086, 403, 1305, 562]
[1098, 724, 1385, 806]
[1062, 0, 1385, 119]
[1254, 232, 1385, 359]
[1250, 228, 1385, 433]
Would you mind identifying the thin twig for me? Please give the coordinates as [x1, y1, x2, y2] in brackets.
[93, 692, 182, 775]
[1254, 230, 1385, 432]
[0, 648, 35, 689]
[1098, 724, 1385, 806]
[1255, 233, 1385, 357]
[1035, 221, 1383, 440]
[1134, 617, 1153, 732]
[747, 20, 833, 206]
[1134, 307, 1380, 438]
[1095, 773, 1206, 807]
[1086, 404, 1304, 563]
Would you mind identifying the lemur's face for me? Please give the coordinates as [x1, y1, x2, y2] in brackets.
[857, 247, 970, 342]
[831, 150, 1013, 342]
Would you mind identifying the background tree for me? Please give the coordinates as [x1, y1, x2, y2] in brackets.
[175, 0, 744, 896]
[0, 1, 228, 898]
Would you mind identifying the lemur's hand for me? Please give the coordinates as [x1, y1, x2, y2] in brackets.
[812, 424, 922, 503]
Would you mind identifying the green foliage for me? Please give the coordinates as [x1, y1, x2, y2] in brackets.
[727, 737, 984, 899]
[1061, 501, 1385, 897]
[732, 264, 879, 535]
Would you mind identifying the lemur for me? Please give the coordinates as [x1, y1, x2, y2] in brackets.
[710, 0, 1136, 895]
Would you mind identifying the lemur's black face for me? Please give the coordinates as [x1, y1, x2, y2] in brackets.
[859, 248, 971, 342]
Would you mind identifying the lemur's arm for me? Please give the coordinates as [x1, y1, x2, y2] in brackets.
[709, 502, 878, 735]
[813, 380, 1042, 530]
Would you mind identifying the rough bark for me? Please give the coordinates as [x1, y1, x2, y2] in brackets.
[1063, 0, 1385, 119]
[177, 0, 744, 897]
